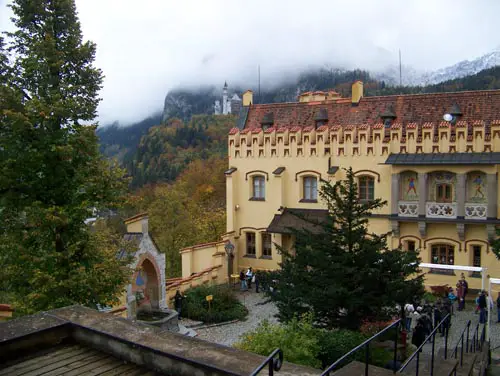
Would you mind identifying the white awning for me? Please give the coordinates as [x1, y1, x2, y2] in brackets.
[419, 263, 484, 272]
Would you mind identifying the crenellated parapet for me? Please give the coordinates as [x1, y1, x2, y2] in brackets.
[228, 120, 500, 159]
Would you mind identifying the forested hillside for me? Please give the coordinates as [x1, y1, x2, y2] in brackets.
[98, 113, 163, 161]
[126, 114, 236, 187]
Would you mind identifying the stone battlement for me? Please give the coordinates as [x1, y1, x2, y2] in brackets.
[228, 120, 500, 159]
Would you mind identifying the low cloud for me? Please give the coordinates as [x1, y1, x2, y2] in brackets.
[1, 0, 498, 124]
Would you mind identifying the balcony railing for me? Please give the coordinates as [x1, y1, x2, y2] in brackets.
[465, 203, 487, 220]
[398, 201, 418, 217]
[426, 202, 457, 219]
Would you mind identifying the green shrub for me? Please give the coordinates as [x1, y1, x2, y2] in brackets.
[316, 329, 368, 368]
[235, 314, 398, 371]
[183, 284, 248, 323]
[235, 314, 321, 369]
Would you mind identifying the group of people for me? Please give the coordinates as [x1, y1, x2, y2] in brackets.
[239, 267, 259, 292]
[447, 273, 469, 311]
[405, 299, 452, 349]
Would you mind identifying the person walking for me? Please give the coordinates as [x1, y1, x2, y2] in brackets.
[254, 271, 260, 293]
[478, 291, 487, 324]
[174, 290, 185, 320]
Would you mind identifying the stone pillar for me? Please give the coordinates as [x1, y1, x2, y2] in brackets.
[487, 173, 498, 219]
[391, 173, 400, 216]
[418, 173, 428, 218]
[456, 173, 466, 219]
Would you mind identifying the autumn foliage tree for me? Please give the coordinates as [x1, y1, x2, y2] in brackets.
[129, 156, 227, 276]
[0, 0, 132, 314]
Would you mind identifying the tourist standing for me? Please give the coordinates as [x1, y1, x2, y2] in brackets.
[478, 291, 487, 324]
[412, 320, 426, 350]
[246, 267, 254, 289]
[254, 272, 260, 293]
[456, 282, 465, 311]
[239, 270, 247, 291]
[461, 273, 469, 299]
[174, 290, 185, 320]
[404, 304, 415, 331]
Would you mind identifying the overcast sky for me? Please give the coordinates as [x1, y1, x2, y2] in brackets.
[1, 0, 499, 125]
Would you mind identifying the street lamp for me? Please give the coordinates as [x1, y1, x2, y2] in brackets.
[224, 241, 235, 281]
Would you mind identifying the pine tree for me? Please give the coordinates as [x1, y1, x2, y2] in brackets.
[0, 0, 132, 314]
[272, 168, 424, 330]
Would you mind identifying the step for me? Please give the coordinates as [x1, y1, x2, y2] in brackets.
[331, 360, 395, 376]
[452, 353, 477, 376]
[400, 357, 458, 376]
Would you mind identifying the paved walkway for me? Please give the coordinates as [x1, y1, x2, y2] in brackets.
[195, 289, 278, 346]
[196, 292, 500, 353]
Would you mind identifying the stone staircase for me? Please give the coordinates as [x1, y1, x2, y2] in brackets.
[398, 341, 489, 376]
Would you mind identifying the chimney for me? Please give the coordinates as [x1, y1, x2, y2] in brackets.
[351, 80, 363, 105]
[242, 90, 253, 106]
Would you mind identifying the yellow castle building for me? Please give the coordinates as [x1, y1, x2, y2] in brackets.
[181, 81, 500, 294]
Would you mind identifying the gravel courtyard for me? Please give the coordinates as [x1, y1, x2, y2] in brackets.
[196, 290, 500, 352]
[195, 289, 278, 346]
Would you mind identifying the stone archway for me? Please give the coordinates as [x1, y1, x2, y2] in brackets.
[133, 256, 161, 311]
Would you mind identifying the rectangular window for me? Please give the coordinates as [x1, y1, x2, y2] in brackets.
[436, 184, 452, 202]
[431, 244, 455, 275]
[252, 176, 265, 200]
[262, 233, 272, 257]
[472, 245, 482, 278]
[246, 232, 256, 256]
[359, 176, 375, 202]
[407, 240, 416, 252]
[303, 177, 318, 201]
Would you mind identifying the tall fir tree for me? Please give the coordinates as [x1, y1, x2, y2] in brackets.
[271, 168, 424, 329]
[0, 0, 132, 314]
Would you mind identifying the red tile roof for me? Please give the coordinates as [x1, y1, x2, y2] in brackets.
[241, 90, 500, 131]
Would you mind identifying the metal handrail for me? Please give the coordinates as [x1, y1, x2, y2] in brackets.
[398, 313, 451, 376]
[452, 320, 471, 366]
[250, 348, 283, 376]
[471, 321, 480, 352]
[321, 319, 401, 376]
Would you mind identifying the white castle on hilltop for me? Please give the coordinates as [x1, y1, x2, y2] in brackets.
[214, 81, 241, 115]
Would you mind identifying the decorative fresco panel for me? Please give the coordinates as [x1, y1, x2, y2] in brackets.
[467, 172, 487, 203]
[401, 171, 419, 201]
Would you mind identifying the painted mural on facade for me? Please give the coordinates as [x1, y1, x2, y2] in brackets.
[467, 172, 487, 203]
[401, 171, 419, 201]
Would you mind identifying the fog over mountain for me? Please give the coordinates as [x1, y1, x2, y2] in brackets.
[1, 0, 499, 125]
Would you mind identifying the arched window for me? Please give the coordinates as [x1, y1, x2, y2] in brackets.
[303, 176, 318, 201]
[431, 244, 454, 275]
[359, 176, 375, 202]
[252, 176, 265, 200]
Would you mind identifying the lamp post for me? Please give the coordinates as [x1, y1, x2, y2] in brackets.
[224, 241, 235, 281]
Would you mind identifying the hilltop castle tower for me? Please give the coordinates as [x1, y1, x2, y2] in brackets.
[215, 81, 241, 115]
